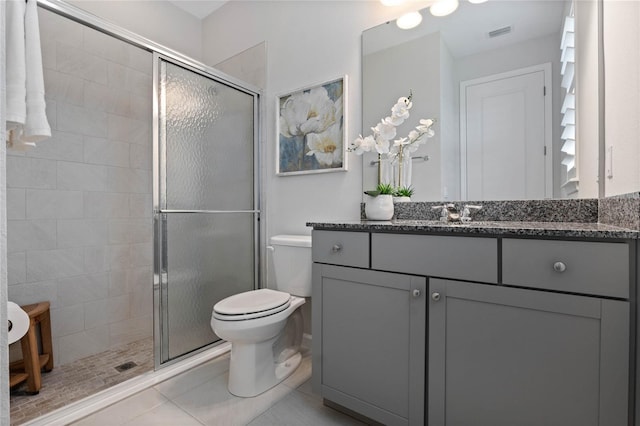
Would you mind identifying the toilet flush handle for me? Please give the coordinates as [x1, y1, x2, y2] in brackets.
[266, 246, 275, 252]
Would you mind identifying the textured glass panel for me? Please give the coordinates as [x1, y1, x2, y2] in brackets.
[162, 62, 255, 210]
[166, 213, 255, 360]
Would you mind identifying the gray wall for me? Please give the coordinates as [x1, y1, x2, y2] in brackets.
[6, 9, 153, 366]
[202, 1, 412, 239]
[439, 38, 460, 201]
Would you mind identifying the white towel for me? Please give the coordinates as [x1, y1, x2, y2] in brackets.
[6, 0, 27, 128]
[5, 0, 51, 150]
[23, 0, 51, 142]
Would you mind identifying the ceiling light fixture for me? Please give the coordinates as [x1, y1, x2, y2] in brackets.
[396, 11, 423, 29]
[430, 0, 459, 17]
[468, 0, 488, 4]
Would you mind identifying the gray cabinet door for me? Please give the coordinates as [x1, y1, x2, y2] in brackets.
[428, 278, 629, 426]
[312, 264, 426, 426]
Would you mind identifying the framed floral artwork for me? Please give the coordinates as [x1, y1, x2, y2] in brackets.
[276, 76, 347, 175]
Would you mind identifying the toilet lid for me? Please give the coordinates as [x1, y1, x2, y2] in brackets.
[214, 288, 290, 316]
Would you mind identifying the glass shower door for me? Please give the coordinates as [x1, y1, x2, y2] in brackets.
[154, 56, 259, 364]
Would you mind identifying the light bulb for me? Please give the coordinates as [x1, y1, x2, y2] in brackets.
[396, 11, 423, 29]
[430, 0, 459, 17]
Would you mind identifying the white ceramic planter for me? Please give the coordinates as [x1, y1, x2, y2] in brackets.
[365, 194, 394, 220]
[393, 196, 411, 203]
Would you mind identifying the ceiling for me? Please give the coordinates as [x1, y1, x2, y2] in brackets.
[364, 0, 567, 58]
[167, 0, 228, 19]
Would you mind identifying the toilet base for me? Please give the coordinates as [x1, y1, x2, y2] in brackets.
[227, 338, 302, 397]
[275, 351, 302, 382]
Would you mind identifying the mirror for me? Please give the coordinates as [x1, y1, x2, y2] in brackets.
[362, 0, 601, 201]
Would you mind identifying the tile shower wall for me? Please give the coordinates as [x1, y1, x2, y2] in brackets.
[6, 9, 153, 366]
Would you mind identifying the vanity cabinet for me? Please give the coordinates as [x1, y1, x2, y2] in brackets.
[502, 238, 629, 298]
[311, 228, 634, 426]
[312, 264, 426, 426]
[429, 278, 629, 426]
[371, 233, 498, 283]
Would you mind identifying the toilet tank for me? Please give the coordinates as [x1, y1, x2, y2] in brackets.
[270, 234, 312, 297]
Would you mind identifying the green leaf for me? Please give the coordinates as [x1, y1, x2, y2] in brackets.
[376, 183, 395, 195]
[394, 185, 415, 197]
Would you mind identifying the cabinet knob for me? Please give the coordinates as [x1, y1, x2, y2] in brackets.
[331, 244, 342, 253]
[431, 292, 441, 302]
[412, 289, 421, 298]
[553, 261, 567, 273]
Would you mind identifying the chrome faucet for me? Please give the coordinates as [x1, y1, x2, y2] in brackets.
[432, 203, 460, 223]
[432, 203, 482, 223]
[460, 204, 482, 222]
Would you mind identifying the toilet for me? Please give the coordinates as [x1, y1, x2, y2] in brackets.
[211, 234, 312, 397]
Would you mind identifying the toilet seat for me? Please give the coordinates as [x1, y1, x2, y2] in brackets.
[213, 289, 291, 321]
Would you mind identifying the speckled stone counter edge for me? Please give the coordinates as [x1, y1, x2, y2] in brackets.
[307, 220, 639, 239]
[361, 198, 600, 223]
[339, 194, 640, 238]
[599, 192, 640, 230]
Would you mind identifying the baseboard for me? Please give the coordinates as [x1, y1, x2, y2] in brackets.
[21, 342, 231, 426]
[324, 399, 384, 426]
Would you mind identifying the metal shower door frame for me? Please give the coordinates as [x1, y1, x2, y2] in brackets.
[152, 52, 262, 368]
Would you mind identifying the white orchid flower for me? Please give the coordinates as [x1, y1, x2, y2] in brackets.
[387, 114, 405, 126]
[389, 98, 412, 126]
[374, 135, 390, 154]
[374, 119, 397, 141]
[306, 123, 342, 166]
[351, 134, 375, 154]
[279, 87, 336, 138]
[348, 92, 436, 174]
[408, 130, 421, 141]
[416, 118, 434, 132]
[396, 96, 413, 110]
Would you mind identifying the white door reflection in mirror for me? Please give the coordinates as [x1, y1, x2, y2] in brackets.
[462, 65, 550, 200]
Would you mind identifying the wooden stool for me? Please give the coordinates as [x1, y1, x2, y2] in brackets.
[9, 301, 54, 395]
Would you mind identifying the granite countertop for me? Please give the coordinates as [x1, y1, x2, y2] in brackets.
[306, 220, 640, 240]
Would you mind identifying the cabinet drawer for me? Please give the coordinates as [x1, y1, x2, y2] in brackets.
[371, 234, 498, 283]
[312, 230, 369, 268]
[502, 239, 629, 298]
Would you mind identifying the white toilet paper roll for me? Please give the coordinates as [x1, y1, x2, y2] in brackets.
[8, 301, 30, 345]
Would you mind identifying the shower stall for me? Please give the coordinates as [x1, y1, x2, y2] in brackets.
[154, 56, 259, 364]
[7, 1, 261, 422]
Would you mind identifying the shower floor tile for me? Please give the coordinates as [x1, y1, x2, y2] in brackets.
[9, 337, 153, 426]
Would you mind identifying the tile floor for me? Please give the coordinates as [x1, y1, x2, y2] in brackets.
[71, 349, 367, 425]
[10, 337, 153, 425]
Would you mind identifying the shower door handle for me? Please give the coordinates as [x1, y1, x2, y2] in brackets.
[159, 209, 260, 214]
[155, 212, 169, 293]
